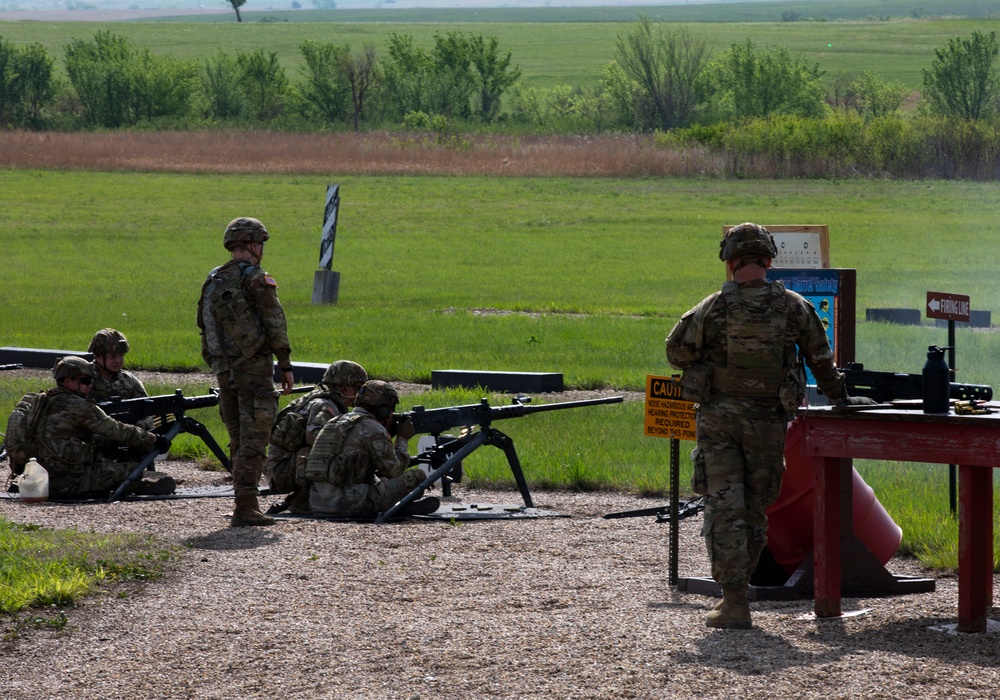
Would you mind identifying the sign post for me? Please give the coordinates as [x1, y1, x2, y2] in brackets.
[312, 184, 341, 304]
[645, 375, 697, 585]
[926, 290, 971, 515]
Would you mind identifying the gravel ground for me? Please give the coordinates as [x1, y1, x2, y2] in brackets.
[1, 457, 998, 700]
[2, 369, 999, 697]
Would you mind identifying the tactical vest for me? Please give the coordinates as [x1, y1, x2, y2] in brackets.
[302, 412, 367, 486]
[712, 281, 790, 398]
[201, 261, 266, 365]
[4, 391, 49, 476]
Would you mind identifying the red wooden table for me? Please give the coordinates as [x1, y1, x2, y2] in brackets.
[796, 404, 997, 633]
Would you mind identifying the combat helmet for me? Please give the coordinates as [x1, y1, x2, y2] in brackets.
[322, 360, 368, 389]
[355, 380, 400, 420]
[223, 217, 269, 251]
[719, 222, 778, 262]
[88, 328, 130, 356]
[53, 356, 97, 381]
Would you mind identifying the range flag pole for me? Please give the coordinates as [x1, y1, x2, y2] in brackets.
[312, 184, 341, 304]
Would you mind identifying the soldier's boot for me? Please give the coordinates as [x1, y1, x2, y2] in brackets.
[705, 586, 752, 630]
[231, 492, 275, 527]
[287, 488, 311, 515]
[400, 496, 441, 516]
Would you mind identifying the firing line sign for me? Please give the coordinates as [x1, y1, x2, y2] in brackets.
[926, 291, 970, 323]
[644, 375, 697, 441]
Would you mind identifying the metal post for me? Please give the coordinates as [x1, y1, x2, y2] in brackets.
[312, 183, 341, 304]
[669, 437, 680, 586]
[948, 319, 957, 516]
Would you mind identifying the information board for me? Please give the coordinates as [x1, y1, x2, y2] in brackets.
[766, 268, 857, 385]
[723, 224, 830, 269]
[644, 375, 696, 441]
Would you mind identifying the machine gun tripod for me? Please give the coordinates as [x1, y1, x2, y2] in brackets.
[376, 394, 624, 523]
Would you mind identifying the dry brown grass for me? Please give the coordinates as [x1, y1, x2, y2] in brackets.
[0, 130, 726, 177]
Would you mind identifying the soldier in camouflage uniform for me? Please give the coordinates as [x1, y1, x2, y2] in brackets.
[28, 356, 173, 499]
[88, 329, 148, 403]
[88, 328, 158, 434]
[197, 217, 294, 527]
[666, 223, 874, 630]
[304, 380, 439, 519]
[264, 359, 368, 514]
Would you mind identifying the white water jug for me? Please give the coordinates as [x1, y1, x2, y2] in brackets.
[14, 458, 49, 503]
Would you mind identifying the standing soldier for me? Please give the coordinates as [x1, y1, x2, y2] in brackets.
[665, 222, 873, 629]
[198, 217, 294, 527]
[265, 359, 369, 514]
[88, 328, 148, 404]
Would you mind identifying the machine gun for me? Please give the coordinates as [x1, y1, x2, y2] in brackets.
[0, 363, 23, 371]
[100, 385, 315, 502]
[604, 496, 705, 523]
[99, 389, 230, 502]
[839, 362, 992, 405]
[375, 394, 624, 523]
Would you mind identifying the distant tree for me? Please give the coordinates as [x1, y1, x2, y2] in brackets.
[700, 38, 827, 120]
[845, 71, 907, 119]
[922, 30, 1000, 120]
[299, 40, 352, 124]
[64, 31, 195, 128]
[226, 0, 246, 22]
[11, 42, 58, 128]
[468, 34, 520, 122]
[381, 32, 474, 120]
[236, 48, 288, 120]
[340, 42, 380, 131]
[201, 50, 246, 120]
[612, 18, 707, 130]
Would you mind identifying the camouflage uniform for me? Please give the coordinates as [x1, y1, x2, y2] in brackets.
[264, 387, 349, 494]
[90, 369, 147, 404]
[198, 257, 292, 500]
[305, 406, 424, 518]
[666, 278, 845, 590]
[30, 387, 157, 498]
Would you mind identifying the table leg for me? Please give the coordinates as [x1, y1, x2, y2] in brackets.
[814, 455, 843, 617]
[958, 464, 993, 633]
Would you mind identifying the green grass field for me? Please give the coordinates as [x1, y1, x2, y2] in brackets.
[2, 169, 999, 570]
[1, 15, 998, 91]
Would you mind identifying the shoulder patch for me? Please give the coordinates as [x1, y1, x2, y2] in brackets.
[263, 274, 278, 288]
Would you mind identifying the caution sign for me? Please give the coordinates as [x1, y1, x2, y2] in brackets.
[644, 375, 696, 441]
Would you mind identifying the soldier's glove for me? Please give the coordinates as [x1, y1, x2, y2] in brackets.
[395, 416, 416, 441]
[153, 435, 172, 454]
[834, 393, 879, 407]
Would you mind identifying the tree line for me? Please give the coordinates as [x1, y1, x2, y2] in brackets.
[1, 22, 998, 142]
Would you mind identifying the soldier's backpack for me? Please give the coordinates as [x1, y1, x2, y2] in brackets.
[269, 388, 331, 452]
[200, 261, 265, 365]
[4, 392, 49, 477]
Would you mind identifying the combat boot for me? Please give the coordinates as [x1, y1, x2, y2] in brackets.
[231, 492, 276, 527]
[705, 586, 752, 630]
[400, 496, 441, 516]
